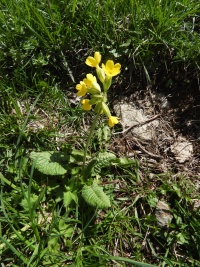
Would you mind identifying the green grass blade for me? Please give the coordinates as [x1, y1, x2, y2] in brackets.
[105, 256, 157, 266]
[0, 236, 29, 265]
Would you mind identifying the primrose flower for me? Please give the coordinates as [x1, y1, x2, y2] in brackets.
[85, 52, 101, 68]
[81, 99, 92, 111]
[83, 73, 97, 87]
[76, 81, 87, 96]
[102, 60, 121, 77]
[108, 116, 119, 128]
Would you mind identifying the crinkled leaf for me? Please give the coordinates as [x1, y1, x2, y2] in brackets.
[30, 151, 68, 175]
[82, 182, 111, 209]
[98, 151, 116, 160]
[83, 152, 116, 178]
[97, 126, 111, 143]
[113, 157, 136, 167]
[92, 152, 116, 175]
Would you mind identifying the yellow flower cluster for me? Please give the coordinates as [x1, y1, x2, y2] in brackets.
[76, 52, 121, 128]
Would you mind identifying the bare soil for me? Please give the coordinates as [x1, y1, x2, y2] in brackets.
[109, 80, 200, 180]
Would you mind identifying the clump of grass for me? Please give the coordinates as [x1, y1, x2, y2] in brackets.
[1, 0, 200, 90]
[1, 159, 200, 266]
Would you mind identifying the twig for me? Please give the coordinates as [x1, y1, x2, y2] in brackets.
[113, 114, 161, 135]
[132, 137, 163, 160]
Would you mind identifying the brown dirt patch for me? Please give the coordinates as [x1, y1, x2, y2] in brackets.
[109, 85, 200, 179]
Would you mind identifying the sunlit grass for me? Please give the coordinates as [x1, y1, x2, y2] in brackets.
[0, 0, 200, 266]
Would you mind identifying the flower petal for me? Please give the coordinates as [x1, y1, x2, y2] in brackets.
[102, 60, 121, 77]
[94, 52, 101, 65]
[81, 99, 92, 111]
[106, 60, 114, 70]
[86, 73, 97, 83]
[85, 57, 97, 67]
[83, 73, 97, 87]
[108, 116, 119, 127]
[85, 52, 101, 68]
[76, 81, 87, 96]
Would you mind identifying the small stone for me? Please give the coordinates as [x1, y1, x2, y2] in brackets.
[155, 201, 173, 228]
[191, 199, 200, 210]
[170, 136, 193, 163]
[113, 102, 159, 141]
[27, 121, 45, 132]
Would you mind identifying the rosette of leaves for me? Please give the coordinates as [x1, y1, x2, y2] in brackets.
[30, 150, 136, 209]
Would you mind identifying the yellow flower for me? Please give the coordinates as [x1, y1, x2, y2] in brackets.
[102, 60, 121, 77]
[85, 52, 101, 68]
[83, 73, 97, 87]
[81, 99, 92, 111]
[76, 81, 87, 96]
[108, 116, 119, 127]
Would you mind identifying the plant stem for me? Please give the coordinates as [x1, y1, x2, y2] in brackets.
[82, 113, 100, 171]
[0, 172, 16, 190]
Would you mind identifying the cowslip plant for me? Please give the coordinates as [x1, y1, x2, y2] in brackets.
[77, 52, 121, 168]
[30, 52, 135, 209]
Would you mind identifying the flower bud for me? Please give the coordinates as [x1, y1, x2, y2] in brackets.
[89, 95, 103, 105]
[94, 102, 103, 114]
[103, 75, 112, 91]
[101, 102, 111, 118]
[88, 81, 101, 95]
[87, 87, 101, 95]
[96, 67, 105, 83]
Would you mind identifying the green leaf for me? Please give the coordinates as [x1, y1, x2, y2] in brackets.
[63, 191, 78, 207]
[83, 152, 116, 179]
[98, 151, 116, 160]
[30, 151, 68, 175]
[83, 159, 98, 180]
[92, 152, 116, 175]
[96, 125, 111, 144]
[0, 237, 28, 265]
[114, 157, 136, 167]
[20, 193, 38, 210]
[47, 237, 60, 254]
[58, 219, 74, 238]
[82, 182, 111, 209]
[70, 148, 86, 162]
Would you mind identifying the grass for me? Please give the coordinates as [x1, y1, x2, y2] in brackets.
[0, 0, 200, 266]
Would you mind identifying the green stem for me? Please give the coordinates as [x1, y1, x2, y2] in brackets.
[0, 172, 16, 190]
[82, 113, 100, 170]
